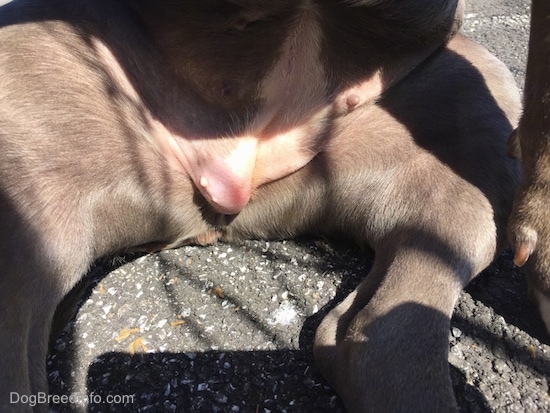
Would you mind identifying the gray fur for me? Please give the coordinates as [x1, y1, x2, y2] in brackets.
[0, 0, 521, 412]
[507, 0, 550, 334]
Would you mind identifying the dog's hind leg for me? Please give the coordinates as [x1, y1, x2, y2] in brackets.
[313, 147, 504, 412]
[0, 196, 93, 413]
[0, 260, 77, 413]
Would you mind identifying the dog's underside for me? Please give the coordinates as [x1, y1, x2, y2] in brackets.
[0, 0, 521, 412]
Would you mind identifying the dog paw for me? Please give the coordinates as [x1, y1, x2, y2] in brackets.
[508, 175, 550, 267]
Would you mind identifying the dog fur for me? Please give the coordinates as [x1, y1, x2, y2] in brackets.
[0, 0, 522, 411]
[507, 0, 550, 334]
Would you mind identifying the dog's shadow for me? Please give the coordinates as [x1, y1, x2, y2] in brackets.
[47, 238, 548, 413]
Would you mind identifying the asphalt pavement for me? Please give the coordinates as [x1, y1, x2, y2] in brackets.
[45, 0, 550, 412]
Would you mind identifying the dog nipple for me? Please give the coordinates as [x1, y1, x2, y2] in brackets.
[346, 94, 360, 109]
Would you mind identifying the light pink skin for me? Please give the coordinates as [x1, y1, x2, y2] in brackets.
[173, 80, 381, 215]
[93, 35, 328, 215]
[147, 15, 384, 216]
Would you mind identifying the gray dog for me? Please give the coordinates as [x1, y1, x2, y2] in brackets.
[0, 0, 520, 412]
[508, 0, 550, 337]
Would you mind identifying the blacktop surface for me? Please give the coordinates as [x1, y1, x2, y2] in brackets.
[42, 0, 550, 412]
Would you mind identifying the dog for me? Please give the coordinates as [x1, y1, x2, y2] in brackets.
[0, 0, 521, 411]
[507, 0, 550, 335]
